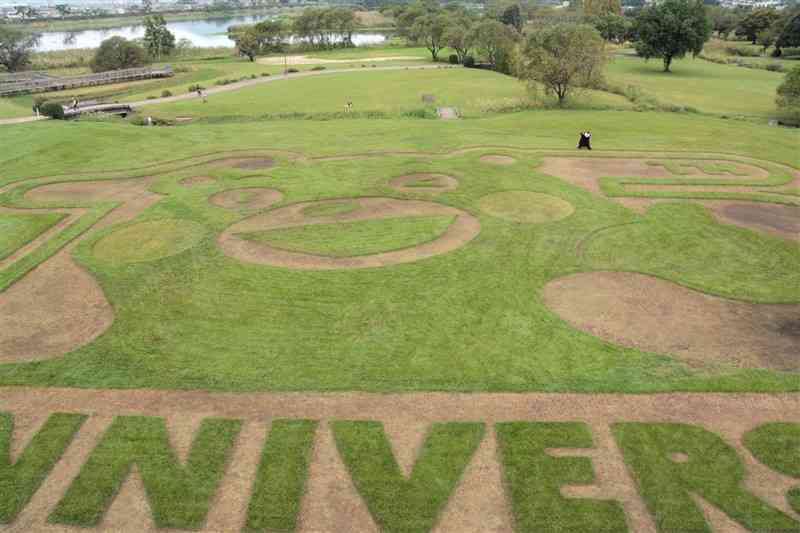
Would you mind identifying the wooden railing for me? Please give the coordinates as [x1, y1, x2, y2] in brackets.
[0, 66, 174, 97]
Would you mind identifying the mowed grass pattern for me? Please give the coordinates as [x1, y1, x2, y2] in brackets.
[92, 219, 206, 264]
[240, 216, 456, 257]
[0, 212, 64, 261]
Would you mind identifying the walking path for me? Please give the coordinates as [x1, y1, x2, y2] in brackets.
[0, 64, 455, 126]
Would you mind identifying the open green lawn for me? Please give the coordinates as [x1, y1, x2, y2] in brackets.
[0, 108, 797, 393]
[141, 68, 631, 120]
[606, 53, 784, 118]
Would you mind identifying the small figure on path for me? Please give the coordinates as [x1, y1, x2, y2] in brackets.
[32, 102, 40, 118]
[577, 130, 592, 150]
[197, 89, 207, 103]
[71, 98, 78, 110]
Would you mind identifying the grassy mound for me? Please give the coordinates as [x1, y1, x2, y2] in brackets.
[239, 215, 455, 257]
[93, 220, 205, 264]
[479, 191, 574, 224]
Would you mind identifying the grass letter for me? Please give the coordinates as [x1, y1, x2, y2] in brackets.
[331, 421, 484, 533]
[0, 412, 86, 524]
[613, 422, 799, 532]
[245, 419, 318, 532]
[496, 422, 627, 533]
[49, 415, 241, 529]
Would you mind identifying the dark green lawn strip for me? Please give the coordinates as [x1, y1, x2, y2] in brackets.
[0, 412, 87, 524]
[612, 422, 800, 533]
[743, 423, 800, 514]
[331, 421, 484, 533]
[238, 216, 455, 258]
[0, 212, 65, 262]
[49, 415, 241, 529]
[245, 419, 318, 532]
[496, 422, 627, 533]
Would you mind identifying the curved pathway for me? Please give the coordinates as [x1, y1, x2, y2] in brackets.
[0, 64, 453, 126]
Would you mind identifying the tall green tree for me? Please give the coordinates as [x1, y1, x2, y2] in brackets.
[590, 13, 629, 43]
[90, 36, 147, 72]
[633, 0, 711, 72]
[775, 9, 800, 53]
[410, 13, 451, 60]
[470, 19, 518, 71]
[517, 23, 607, 105]
[0, 27, 40, 72]
[443, 24, 473, 64]
[584, 0, 622, 17]
[735, 8, 780, 44]
[500, 4, 524, 32]
[143, 15, 176, 59]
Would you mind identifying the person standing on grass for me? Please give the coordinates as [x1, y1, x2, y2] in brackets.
[577, 130, 592, 150]
[71, 98, 78, 110]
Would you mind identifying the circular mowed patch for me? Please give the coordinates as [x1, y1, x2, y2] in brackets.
[480, 155, 516, 165]
[543, 271, 800, 372]
[389, 173, 458, 194]
[479, 191, 574, 223]
[210, 188, 283, 210]
[93, 219, 205, 264]
[218, 197, 480, 270]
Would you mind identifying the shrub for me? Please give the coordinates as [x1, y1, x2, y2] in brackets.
[765, 63, 784, 72]
[250, 73, 257, 79]
[39, 102, 65, 119]
[187, 84, 204, 92]
[725, 45, 761, 57]
[90, 36, 147, 73]
[261, 72, 271, 77]
[311, 65, 326, 71]
[161, 90, 172, 97]
[448, 54, 459, 64]
[463, 55, 476, 68]
[287, 67, 299, 73]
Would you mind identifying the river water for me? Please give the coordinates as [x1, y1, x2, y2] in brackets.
[35, 15, 387, 52]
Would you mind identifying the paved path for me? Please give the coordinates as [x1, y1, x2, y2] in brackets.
[0, 64, 456, 126]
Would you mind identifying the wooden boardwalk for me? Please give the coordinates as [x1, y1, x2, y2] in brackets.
[0, 66, 174, 97]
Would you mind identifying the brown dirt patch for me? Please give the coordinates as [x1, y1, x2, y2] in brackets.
[0, 249, 113, 362]
[1, 177, 163, 362]
[701, 201, 800, 241]
[179, 176, 215, 187]
[479, 155, 516, 166]
[218, 197, 480, 270]
[212, 157, 276, 170]
[389, 173, 459, 194]
[542, 271, 800, 372]
[538, 158, 673, 194]
[209, 187, 283, 210]
[2, 387, 800, 532]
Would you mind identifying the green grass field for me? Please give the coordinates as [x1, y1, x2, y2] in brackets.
[606, 53, 785, 118]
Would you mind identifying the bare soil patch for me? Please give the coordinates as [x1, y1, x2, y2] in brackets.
[179, 176, 214, 187]
[702, 201, 800, 241]
[2, 387, 800, 533]
[543, 271, 800, 372]
[2, 177, 162, 362]
[0, 249, 113, 362]
[209, 187, 283, 210]
[211, 157, 276, 170]
[218, 197, 480, 270]
[479, 155, 516, 166]
[389, 173, 458, 194]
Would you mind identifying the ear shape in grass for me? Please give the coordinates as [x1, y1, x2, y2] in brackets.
[743, 423, 800, 515]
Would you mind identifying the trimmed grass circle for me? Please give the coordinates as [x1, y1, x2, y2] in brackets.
[93, 220, 205, 264]
[479, 191, 574, 223]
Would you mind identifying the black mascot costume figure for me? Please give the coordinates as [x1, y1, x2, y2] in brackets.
[577, 131, 592, 150]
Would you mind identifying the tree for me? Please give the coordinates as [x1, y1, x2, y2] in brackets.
[470, 19, 518, 71]
[410, 13, 450, 60]
[143, 15, 176, 59]
[735, 8, 780, 44]
[584, 0, 622, 17]
[234, 28, 260, 61]
[500, 4, 524, 32]
[252, 19, 286, 53]
[633, 0, 711, 72]
[54, 4, 71, 16]
[590, 13, 629, 43]
[756, 25, 778, 54]
[517, 23, 607, 105]
[707, 6, 742, 38]
[776, 66, 800, 124]
[142, 0, 153, 13]
[90, 36, 147, 72]
[775, 9, 800, 52]
[0, 27, 40, 72]
[443, 24, 472, 64]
